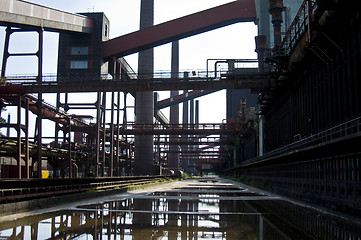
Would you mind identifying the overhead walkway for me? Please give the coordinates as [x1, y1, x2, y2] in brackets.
[0, 70, 276, 93]
[102, 0, 256, 59]
[0, 0, 93, 33]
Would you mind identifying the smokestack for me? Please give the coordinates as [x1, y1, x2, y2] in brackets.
[168, 41, 180, 172]
[134, 0, 155, 175]
[269, 0, 284, 49]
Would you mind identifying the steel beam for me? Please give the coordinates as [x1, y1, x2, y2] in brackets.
[157, 90, 218, 109]
[102, 0, 256, 59]
[36, 29, 43, 179]
[16, 77, 273, 93]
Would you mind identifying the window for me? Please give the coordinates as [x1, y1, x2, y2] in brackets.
[70, 61, 88, 69]
[71, 47, 88, 55]
[104, 24, 108, 37]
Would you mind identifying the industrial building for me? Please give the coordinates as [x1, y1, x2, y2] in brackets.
[0, 0, 360, 232]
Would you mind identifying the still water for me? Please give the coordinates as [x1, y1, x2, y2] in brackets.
[0, 177, 360, 239]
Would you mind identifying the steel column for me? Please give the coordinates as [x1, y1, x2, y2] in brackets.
[110, 92, 115, 177]
[168, 40, 180, 172]
[101, 92, 106, 176]
[25, 98, 29, 179]
[134, 0, 155, 176]
[123, 93, 129, 175]
[116, 91, 121, 176]
[54, 93, 61, 148]
[36, 29, 43, 179]
[182, 72, 189, 173]
[17, 95, 22, 179]
[95, 92, 101, 177]
[68, 116, 72, 178]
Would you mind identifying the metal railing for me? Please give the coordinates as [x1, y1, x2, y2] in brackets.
[154, 137, 229, 147]
[254, 116, 361, 163]
[0, 70, 237, 88]
[122, 123, 235, 131]
[282, 0, 318, 55]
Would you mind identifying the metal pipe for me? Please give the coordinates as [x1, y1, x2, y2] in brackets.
[208, 58, 258, 79]
[214, 60, 227, 78]
[269, 0, 284, 49]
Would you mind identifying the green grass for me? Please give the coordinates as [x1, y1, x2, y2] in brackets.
[223, 175, 265, 187]
[181, 173, 190, 180]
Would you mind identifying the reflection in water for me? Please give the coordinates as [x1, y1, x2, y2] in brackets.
[0, 179, 360, 239]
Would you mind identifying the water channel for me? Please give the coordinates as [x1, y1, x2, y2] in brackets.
[0, 177, 360, 239]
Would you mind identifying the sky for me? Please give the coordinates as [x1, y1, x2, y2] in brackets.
[0, 0, 258, 138]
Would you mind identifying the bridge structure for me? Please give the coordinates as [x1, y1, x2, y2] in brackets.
[0, 0, 360, 220]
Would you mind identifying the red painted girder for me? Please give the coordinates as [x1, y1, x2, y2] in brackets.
[157, 90, 219, 109]
[102, 0, 256, 59]
[0, 85, 24, 95]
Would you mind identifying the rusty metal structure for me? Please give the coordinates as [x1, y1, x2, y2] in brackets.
[0, 0, 360, 219]
[226, 0, 361, 218]
[0, 0, 260, 179]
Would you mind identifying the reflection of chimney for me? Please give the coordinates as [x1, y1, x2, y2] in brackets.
[239, 98, 247, 125]
[269, 0, 284, 49]
[241, 98, 246, 119]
